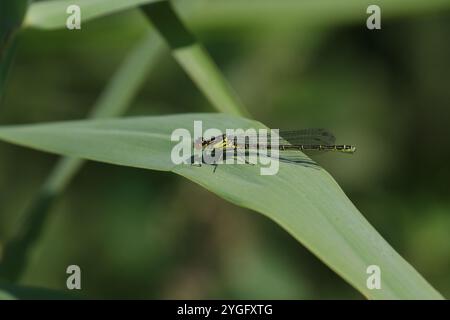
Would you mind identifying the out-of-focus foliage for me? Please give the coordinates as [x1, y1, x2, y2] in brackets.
[25, 0, 158, 30]
[0, 283, 76, 299]
[0, 0, 30, 99]
[0, 1, 449, 298]
[0, 31, 163, 283]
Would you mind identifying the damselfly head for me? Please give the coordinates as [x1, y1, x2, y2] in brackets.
[193, 137, 204, 150]
[194, 136, 222, 150]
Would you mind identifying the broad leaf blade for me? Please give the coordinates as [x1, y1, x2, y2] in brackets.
[0, 114, 443, 299]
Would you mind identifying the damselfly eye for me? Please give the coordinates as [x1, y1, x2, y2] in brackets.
[193, 138, 203, 150]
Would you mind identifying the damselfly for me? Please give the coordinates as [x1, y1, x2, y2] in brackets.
[192, 128, 356, 171]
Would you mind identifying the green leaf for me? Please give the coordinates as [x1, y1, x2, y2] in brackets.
[0, 290, 16, 300]
[0, 0, 29, 45]
[24, 0, 159, 30]
[26, 0, 450, 30]
[0, 114, 443, 299]
[0, 0, 30, 101]
[187, 0, 450, 29]
[0, 283, 76, 299]
[142, 1, 251, 117]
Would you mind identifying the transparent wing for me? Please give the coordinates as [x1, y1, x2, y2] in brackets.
[223, 148, 319, 167]
[278, 128, 336, 145]
[226, 128, 336, 146]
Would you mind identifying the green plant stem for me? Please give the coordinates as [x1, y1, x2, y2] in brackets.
[0, 32, 163, 282]
[141, 0, 251, 118]
[0, 0, 30, 103]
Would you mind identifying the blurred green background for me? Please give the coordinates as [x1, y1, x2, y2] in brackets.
[1, 1, 449, 299]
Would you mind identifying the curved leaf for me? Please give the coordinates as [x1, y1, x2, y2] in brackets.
[142, 1, 251, 117]
[25, 0, 158, 30]
[0, 113, 443, 299]
[25, 0, 450, 30]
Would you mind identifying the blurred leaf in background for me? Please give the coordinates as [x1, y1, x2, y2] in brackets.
[0, 0, 30, 101]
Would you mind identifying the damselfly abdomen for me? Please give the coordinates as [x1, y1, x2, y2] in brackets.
[192, 128, 356, 171]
